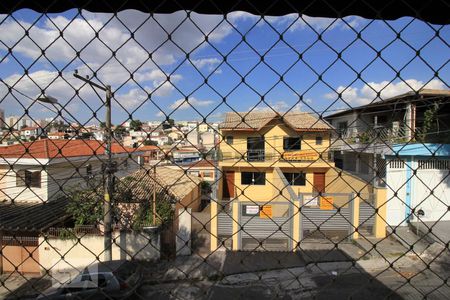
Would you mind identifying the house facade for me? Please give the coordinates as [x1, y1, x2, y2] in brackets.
[20, 126, 44, 140]
[0, 139, 143, 203]
[325, 89, 450, 185]
[210, 111, 385, 252]
[324, 89, 450, 226]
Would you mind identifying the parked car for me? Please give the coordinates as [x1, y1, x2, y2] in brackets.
[37, 260, 142, 299]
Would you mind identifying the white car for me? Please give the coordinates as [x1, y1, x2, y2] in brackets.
[38, 261, 141, 299]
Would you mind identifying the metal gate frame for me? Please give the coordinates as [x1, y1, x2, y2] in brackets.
[237, 201, 294, 251]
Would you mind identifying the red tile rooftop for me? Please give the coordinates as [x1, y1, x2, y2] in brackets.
[0, 139, 137, 159]
[20, 126, 39, 131]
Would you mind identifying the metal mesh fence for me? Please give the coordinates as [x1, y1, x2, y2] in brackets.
[0, 1, 449, 299]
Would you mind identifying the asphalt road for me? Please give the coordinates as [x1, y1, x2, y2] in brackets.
[136, 254, 450, 300]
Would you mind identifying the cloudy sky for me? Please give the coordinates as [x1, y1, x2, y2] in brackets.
[0, 9, 448, 126]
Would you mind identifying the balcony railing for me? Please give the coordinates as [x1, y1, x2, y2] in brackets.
[220, 150, 328, 163]
[332, 124, 420, 147]
[246, 149, 265, 162]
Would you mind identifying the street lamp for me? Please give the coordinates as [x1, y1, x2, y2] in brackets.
[36, 94, 59, 104]
[36, 74, 114, 262]
[72, 72, 114, 262]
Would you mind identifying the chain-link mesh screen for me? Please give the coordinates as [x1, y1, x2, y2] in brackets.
[0, 1, 449, 299]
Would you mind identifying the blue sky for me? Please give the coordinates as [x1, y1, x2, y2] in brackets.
[0, 10, 448, 126]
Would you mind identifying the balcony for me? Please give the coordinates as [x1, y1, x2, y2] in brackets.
[331, 123, 421, 150]
[246, 149, 265, 162]
[220, 149, 331, 168]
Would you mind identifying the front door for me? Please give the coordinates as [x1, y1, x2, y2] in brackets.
[223, 171, 235, 199]
[313, 172, 326, 193]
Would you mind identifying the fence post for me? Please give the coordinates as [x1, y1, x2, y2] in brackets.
[232, 201, 240, 250]
[210, 200, 218, 252]
[293, 194, 302, 251]
[374, 188, 387, 238]
[350, 193, 360, 240]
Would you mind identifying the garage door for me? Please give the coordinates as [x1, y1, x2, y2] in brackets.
[2, 236, 40, 274]
[240, 202, 292, 251]
[413, 160, 450, 222]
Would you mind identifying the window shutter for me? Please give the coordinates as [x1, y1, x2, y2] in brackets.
[31, 171, 41, 188]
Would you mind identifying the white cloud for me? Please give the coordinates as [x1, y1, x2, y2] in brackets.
[155, 111, 165, 117]
[0, 11, 235, 89]
[264, 14, 362, 32]
[227, 11, 260, 23]
[325, 79, 447, 106]
[251, 100, 304, 112]
[114, 87, 149, 109]
[191, 58, 221, 70]
[170, 97, 214, 110]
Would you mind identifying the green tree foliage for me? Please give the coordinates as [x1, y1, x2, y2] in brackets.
[66, 181, 104, 226]
[114, 125, 127, 135]
[418, 102, 442, 143]
[67, 176, 174, 229]
[130, 119, 143, 131]
[80, 132, 93, 139]
[49, 120, 69, 132]
[143, 139, 158, 146]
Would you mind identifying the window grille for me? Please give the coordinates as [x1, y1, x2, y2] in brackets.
[0, 1, 449, 299]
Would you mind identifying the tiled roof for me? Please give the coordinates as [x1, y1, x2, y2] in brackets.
[0, 198, 70, 233]
[124, 166, 201, 202]
[220, 111, 332, 131]
[185, 159, 216, 169]
[48, 132, 66, 136]
[0, 139, 136, 159]
[20, 126, 39, 131]
[138, 145, 160, 151]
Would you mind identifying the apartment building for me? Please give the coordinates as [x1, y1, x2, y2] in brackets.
[325, 89, 450, 226]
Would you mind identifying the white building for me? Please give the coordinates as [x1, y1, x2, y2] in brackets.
[385, 144, 450, 226]
[200, 131, 216, 151]
[0, 139, 143, 203]
[187, 121, 198, 132]
[20, 126, 44, 139]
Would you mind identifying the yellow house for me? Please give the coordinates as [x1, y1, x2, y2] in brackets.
[210, 111, 387, 252]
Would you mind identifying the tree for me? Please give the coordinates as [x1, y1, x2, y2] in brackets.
[99, 121, 106, 129]
[66, 181, 104, 226]
[114, 125, 127, 135]
[129, 119, 143, 131]
[143, 139, 158, 146]
[66, 176, 174, 229]
[81, 132, 93, 139]
[418, 102, 443, 143]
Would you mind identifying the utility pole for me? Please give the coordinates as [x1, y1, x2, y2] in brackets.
[74, 71, 114, 261]
[153, 165, 156, 226]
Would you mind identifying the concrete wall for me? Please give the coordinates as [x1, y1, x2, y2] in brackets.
[176, 208, 192, 256]
[38, 229, 160, 273]
[325, 167, 373, 195]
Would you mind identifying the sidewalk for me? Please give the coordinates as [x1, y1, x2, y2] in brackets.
[409, 220, 450, 245]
